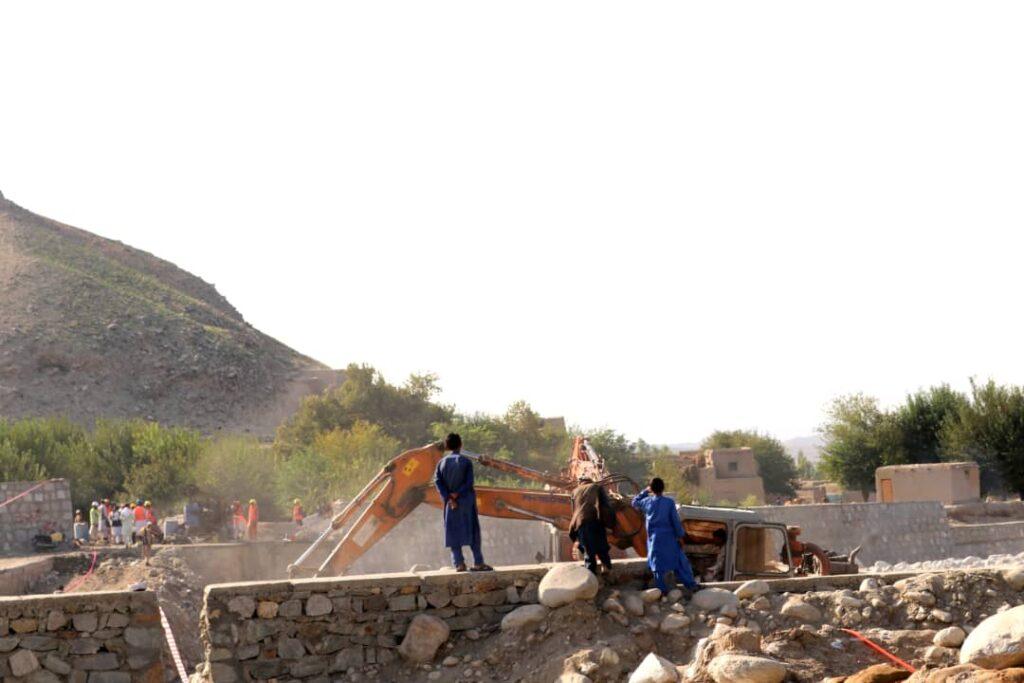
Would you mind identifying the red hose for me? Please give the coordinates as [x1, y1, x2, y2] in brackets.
[840, 628, 916, 673]
[63, 551, 98, 593]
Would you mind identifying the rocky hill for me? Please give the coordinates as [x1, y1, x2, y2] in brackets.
[0, 191, 341, 436]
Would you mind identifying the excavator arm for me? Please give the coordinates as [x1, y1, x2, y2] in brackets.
[288, 439, 647, 578]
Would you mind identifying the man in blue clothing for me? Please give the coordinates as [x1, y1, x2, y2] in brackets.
[435, 433, 493, 572]
[632, 477, 699, 593]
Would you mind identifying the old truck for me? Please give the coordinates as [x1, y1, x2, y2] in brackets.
[678, 504, 860, 582]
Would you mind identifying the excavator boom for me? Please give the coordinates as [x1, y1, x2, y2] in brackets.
[288, 437, 645, 578]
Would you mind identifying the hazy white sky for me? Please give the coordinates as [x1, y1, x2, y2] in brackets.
[2, 2, 1023, 444]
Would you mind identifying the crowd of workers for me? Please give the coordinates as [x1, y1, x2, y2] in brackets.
[72, 499, 163, 563]
[221, 498, 306, 540]
[437, 432, 701, 593]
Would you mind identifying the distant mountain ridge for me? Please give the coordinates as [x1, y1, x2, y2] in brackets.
[0, 193, 342, 436]
[783, 436, 823, 462]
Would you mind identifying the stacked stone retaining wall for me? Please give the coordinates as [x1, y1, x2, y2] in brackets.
[0, 479, 73, 554]
[202, 559, 651, 682]
[0, 590, 166, 682]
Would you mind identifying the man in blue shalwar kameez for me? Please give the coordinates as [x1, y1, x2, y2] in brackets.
[435, 433, 493, 572]
[632, 477, 699, 593]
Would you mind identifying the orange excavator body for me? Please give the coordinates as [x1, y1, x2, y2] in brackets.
[289, 437, 647, 578]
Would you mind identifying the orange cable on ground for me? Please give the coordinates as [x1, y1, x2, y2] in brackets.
[62, 551, 98, 593]
[841, 628, 916, 673]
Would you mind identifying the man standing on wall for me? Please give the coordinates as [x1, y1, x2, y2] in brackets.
[434, 433, 492, 572]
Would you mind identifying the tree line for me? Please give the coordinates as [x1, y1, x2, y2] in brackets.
[819, 380, 1024, 500]
[2, 363, 810, 514]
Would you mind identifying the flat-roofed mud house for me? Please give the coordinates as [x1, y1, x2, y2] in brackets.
[678, 447, 766, 504]
[875, 461, 980, 505]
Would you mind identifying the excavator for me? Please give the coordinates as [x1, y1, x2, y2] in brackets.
[288, 436, 644, 577]
[288, 437, 856, 580]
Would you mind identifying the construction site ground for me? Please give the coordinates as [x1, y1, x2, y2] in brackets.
[6, 541, 1024, 682]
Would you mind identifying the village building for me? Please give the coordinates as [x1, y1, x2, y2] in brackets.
[677, 447, 766, 504]
[875, 461, 980, 505]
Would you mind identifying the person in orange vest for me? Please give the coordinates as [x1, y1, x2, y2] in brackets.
[133, 499, 146, 544]
[290, 498, 305, 541]
[139, 501, 162, 565]
[144, 501, 157, 525]
[247, 499, 259, 541]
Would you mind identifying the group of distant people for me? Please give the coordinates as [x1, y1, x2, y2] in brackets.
[435, 432, 700, 593]
[73, 499, 163, 563]
[227, 499, 260, 540]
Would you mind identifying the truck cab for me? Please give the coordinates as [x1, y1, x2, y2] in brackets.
[677, 505, 793, 583]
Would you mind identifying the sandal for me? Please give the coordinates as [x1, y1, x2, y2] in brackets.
[469, 564, 494, 572]
[454, 564, 468, 572]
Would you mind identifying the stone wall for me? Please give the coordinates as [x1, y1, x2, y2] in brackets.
[202, 559, 652, 682]
[0, 590, 166, 682]
[755, 501, 955, 566]
[0, 479, 72, 554]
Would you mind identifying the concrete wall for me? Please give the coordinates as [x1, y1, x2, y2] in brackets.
[202, 559, 651, 682]
[698, 471, 765, 505]
[347, 505, 555, 574]
[876, 462, 980, 505]
[0, 479, 73, 554]
[0, 589, 166, 682]
[161, 506, 556, 585]
[755, 501, 955, 566]
[950, 521, 1024, 558]
[0, 557, 54, 596]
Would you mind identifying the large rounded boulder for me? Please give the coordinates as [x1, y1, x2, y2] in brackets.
[538, 564, 599, 608]
[960, 605, 1024, 669]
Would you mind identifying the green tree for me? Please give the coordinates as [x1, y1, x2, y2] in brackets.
[888, 385, 968, 465]
[277, 421, 402, 510]
[433, 401, 570, 481]
[583, 428, 649, 485]
[120, 422, 202, 507]
[794, 450, 818, 480]
[274, 364, 453, 457]
[0, 441, 48, 481]
[648, 456, 693, 500]
[818, 394, 889, 501]
[701, 429, 798, 498]
[194, 436, 279, 512]
[942, 379, 1024, 496]
[0, 417, 203, 509]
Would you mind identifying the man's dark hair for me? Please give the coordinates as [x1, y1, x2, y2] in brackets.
[444, 433, 462, 453]
[649, 477, 665, 494]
